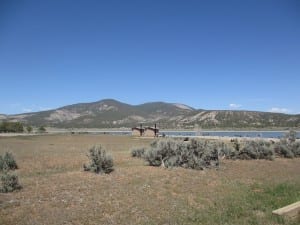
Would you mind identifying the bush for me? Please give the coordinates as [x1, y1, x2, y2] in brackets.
[26, 125, 33, 133]
[0, 156, 4, 171]
[237, 140, 274, 160]
[144, 139, 183, 167]
[274, 140, 300, 158]
[218, 142, 237, 159]
[291, 142, 300, 157]
[285, 129, 297, 143]
[135, 131, 299, 171]
[83, 145, 114, 174]
[232, 139, 240, 151]
[143, 138, 224, 170]
[0, 152, 18, 171]
[131, 147, 145, 158]
[38, 126, 46, 133]
[274, 129, 300, 158]
[0, 172, 22, 193]
[274, 141, 294, 158]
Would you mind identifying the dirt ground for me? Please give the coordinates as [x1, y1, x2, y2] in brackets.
[0, 134, 299, 225]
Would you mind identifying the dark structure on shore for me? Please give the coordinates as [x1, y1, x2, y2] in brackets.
[132, 124, 159, 137]
[132, 124, 144, 136]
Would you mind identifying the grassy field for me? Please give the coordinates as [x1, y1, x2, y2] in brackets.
[0, 134, 299, 225]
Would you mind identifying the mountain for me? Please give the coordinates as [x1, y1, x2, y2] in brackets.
[1, 99, 300, 129]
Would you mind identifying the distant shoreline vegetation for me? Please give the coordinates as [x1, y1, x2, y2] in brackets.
[0, 121, 24, 133]
[0, 121, 47, 133]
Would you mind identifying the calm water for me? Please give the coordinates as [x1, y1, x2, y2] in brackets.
[89, 130, 300, 139]
[162, 131, 300, 139]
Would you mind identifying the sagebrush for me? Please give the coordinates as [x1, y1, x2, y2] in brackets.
[134, 134, 300, 170]
[142, 138, 226, 170]
[0, 152, 21, 192]
[0, 152, 18, 171]
[274, 130, 300, 158]
[131, 147, 145, 158]
[0, 172, 22, 193]
[237, 140, 274, 160]
[83, 145, 114, 174]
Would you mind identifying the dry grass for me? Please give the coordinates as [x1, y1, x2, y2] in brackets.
[0, 134, 299, 225]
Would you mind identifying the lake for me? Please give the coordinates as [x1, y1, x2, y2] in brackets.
[87, 130, 300, 139]
[162, 131, 300, 139]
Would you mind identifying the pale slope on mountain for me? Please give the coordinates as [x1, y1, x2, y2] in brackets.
[1, 99, 300, 129]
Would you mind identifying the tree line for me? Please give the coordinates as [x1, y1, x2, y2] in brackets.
[0, 122, 24, 133]
[0, 121, 46, 133]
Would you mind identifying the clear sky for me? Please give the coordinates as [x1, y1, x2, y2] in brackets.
[0, 0, 299, 115]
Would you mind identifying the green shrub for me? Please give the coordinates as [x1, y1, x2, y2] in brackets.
[184, 139, 221, 169]
[0, 152, 18, 171]
[285, 129, 297, 143]
[274, 129, 300, 158]
[144, 139, 183, 167]
[0, 172, 22, 193]
[3, 152, 18, 170]
[0, 156, 4, 171]
[38, 126, 46, 133]
[136, 132, 299, 171]
[218, 142, 236, 159]
[83, 145, 114, 174]
[144, 147, 163, 166]
[26, 125, 33, 133]
[143, 138, 222, 170]
[274, 141, 294, 158]
[274, 141, 300, 158]
[232, 139, 240, 151]
[131, 147, 145, 158]
[291, 142, 300, 157]
[237, 140, 274, 160]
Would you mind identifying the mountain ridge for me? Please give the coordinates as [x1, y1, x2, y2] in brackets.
[1, 99, 300, 129]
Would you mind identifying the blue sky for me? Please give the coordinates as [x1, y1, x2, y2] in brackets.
[0, 0, 299, 115]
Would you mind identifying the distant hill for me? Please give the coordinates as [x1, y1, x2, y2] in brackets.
[1, 99, 300, 129]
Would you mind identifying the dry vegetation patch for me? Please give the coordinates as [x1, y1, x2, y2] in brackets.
[0, 134, 299, 225]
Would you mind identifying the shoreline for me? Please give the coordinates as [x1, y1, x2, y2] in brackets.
[1, 128, 299, 139]
[28, 127, 300, 133]
[167, 135, 280, 142]
[0, 132, 296, 142]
